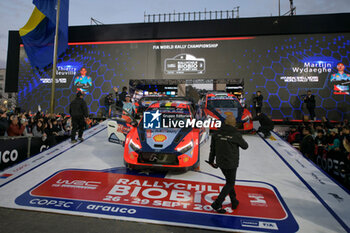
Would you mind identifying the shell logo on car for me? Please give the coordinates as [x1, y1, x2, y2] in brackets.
[153, 134, 167, 142]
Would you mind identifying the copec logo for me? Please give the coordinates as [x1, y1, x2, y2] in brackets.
[52, 179, 101, 190]
[143, 110, 221, 129]
[0, 150, 18, 164]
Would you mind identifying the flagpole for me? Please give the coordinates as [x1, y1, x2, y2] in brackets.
[50, 0, 61, 114]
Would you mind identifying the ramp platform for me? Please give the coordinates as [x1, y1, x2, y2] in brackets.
[0, 122, 349, 232]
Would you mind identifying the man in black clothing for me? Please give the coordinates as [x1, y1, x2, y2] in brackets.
[315, 130, 327, 147]
[339, 126, 350, 154]
[104, 93, 115, 117]
[253, 91, 263, 115]
[119, 86, 128, 102]
[69, 92, 88, 143]
[208, 115, 248, 214]
[0, 109, 9, 136]
[113, 86, 128, 108]
[304, 90, 316, 120]
[252, 112, 274, 138]
[300, 127, 315, 161]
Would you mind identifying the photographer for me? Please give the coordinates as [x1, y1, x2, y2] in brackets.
[208, 115, 248, 214]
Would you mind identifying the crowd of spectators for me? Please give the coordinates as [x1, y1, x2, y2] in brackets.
[286, 116, 350, 186]
[0, 106, 99, 146]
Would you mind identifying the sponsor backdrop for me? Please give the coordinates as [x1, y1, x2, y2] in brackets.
[18, 33, 350, 120]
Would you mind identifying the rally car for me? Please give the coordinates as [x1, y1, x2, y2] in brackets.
[199, 92, 253, 132]
[134, 96, 196, 118]
[133, 96, 165, 118]
[107, 100, 209, 171]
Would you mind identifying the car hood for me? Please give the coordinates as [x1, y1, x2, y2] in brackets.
[139, 128, 191, 151]
[214, 108, 239, 119]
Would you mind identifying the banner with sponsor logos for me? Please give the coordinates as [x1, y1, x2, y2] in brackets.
[265, 132, 350, 231]
[316, 155, 350, 187]
[0, 124, 107, 186]
[15, 169, 298, 232]
[0, 138, 28, 171]
[18, 34, 350, 120]
[29, 137, 50, 157]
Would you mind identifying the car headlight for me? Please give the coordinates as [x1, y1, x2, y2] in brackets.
[176, 141, 193, 154]
[130, 139, 141, 151]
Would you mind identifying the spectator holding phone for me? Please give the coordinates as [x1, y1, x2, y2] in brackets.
[7, 115, 26, 136]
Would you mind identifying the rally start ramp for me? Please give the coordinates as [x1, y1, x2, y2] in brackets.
[0, 122, 349, 232]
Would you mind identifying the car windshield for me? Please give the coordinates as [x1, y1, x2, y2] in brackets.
[207, 99, 241, 109]
[141, 97, 160, 102]
[140, 97, 159, 106]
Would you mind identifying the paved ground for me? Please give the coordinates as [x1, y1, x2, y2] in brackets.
[0, 207, 217, 233]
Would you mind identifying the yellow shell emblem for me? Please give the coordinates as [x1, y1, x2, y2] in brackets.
[153, 134, 167, 142]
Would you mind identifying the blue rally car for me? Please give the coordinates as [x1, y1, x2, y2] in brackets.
[107, 100, 209, 171]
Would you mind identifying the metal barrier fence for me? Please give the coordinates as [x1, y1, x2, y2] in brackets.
[0, 136, 51, 171]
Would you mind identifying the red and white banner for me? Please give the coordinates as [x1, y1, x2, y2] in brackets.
[31, 170, 286, 219]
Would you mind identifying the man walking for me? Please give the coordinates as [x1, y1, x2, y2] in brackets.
[208, 115, 248, 213]
[304, 90, 316, 120]
[69, 91, 88, 143]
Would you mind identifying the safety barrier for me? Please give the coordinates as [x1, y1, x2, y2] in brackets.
[315, 152, 350, 189]
[0, 136, 51, 171]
